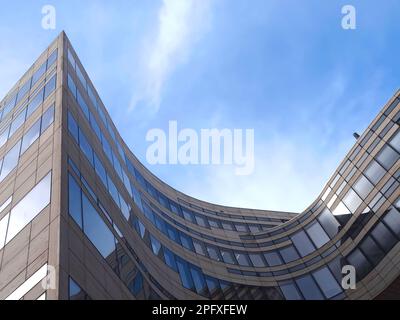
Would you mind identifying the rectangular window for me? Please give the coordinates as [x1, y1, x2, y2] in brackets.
[68, 112, 79, 142]
[107, 176, 121, 208]
[264, 251, 282, 266]
[16, 79, 31, 104]
[295, 275, 324, 300]
[317, 208, 340, 238]
[68, 174, 82, 228]
[190, 266, 207, 295]
[346, 248, 372, 281]
[359, 236, 385, 265]
[77, 90, 90, 120]
[163, 248, 177, 272]
[9, 110, 26, 137]
[0, 213, 9, 250]
[68, 49, 76, 69]
[47, 49, 58, 69]
[67, 74, 77, 99]
[280, 281, 302, 300]
[306, 222, 330, 248]
[21, 120, 40, 154]
[291, 230, 315, 257]
[176, 258, 194, 291]
[312, 267, 342, 299]
[78, 129, 94, 166]
[354, 176, 374, 200]
[0, 140, 21, 182]
[31, 62, 46, 86]
[76, 65, 87, 90]
[343, 189, 363, 213]
[383, 207, 400, 237]
[26, 88, 44, 118]
[249, 253, 266, 267]
[376, 145, 399, 170]
[371, 222, 397, 253]
[93, 153, 108, 187]
[280, 246, 300, 263]
[221, 250, 236, 264]
[44, 75, 56, 99]
[41, 105, 55, 133]
[6, 172, 51, 244]
[82, 193, 116, 258]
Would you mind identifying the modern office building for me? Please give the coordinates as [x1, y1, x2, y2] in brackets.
[0, 32, 400, 300]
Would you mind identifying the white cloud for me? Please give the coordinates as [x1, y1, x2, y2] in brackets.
[130, 0, 212, 115]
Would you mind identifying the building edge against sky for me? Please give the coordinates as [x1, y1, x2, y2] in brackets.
[0, 31, 400, 299]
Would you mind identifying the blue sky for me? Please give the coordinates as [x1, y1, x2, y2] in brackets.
[1, 0, 400, 212]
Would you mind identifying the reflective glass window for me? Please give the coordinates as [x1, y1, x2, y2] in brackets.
[77, 90, 89, 120]
[221, 250, 236, 264]
[371, 222, 397, 252]
[0, 128, 9, 148]
[107, 177, 121, 208]
[291, 230, 315, 257]
[67, 74, 77, 98]
[32, 62, 46, 86]
[312, 267, 342, 299]
[359, 236, 385, 265]
[193, 240, 206, 256]
[163, 247, 177, 272]
[0, 213, 9, 250]
[280, 282, 302, 300]
[306, 222, 330, 248]
[295, 275, 324, 300]
[6, 172, 51, 243]
[76, 65, 87, 90]
[41, 105, 55, 133]
[0, 140, 21, 181]
[280, 246, 300, 263]
[343, 189, 363, 213]
[264, 251, 282, 266]
[249, 253, 266, 267]
[176, 258, 194, 291]
[9, 110, 26, 137]
[383, 207, 400, 237]
[130, 272, 143, 296]
[354, 175, 374, 200]
[180, 233, 194, 251]
[150, 234, 161, 255]
[376, 145, 399, 170]
[93, 153, 107, 187]
[21, 120, 40, 154]
[78, 129, 93, 166]
[190, 266, 207, 295]
[16, 79, 31, 104]
[26, 88, 44, 117]
[82, 193, 115, 258]
[68, 49, 76, 68]
[68, 174, 82, 228]
[346, 248, 372, 281]
[207, 245, 221, 261]
[47, 50, 58, 69]
[317, 208, 340, 238]
[68, 112, 79, 142]
[44, 75, 56, 99]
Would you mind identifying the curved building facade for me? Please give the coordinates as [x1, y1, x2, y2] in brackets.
[0, 32, 400, 300]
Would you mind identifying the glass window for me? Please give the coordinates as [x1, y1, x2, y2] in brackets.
[180, 233, 194, 251]
[208, 219, 219, 228]
[176, 258, 194, 291]
[166, 224, 180, 244]
[317, 209, 340, 238]
[346, 248, 372, 281]
[41, 105, 55, 133]
[371, 222, 397, 253]
[312, 267, 342, 299]
[44, 75, 56, 99]
[306, 222, 330, 248]
[78, 129, 94, 166]
[76, 65, 87, 90]
[343, 189, 363, 213]
[47, 49, 58, 69]
[9, 110, 26, 137]
[0, 213, 9, 250]
[0, 127, 9, 148]
[107, 176, 121, 208]
[98, 105, 108, 127]
[376, 145, 399, 170]
[82, 193, 116, 258]
[295, 275, 324, 300]
[67, 73, 77, 99]
[360, 236, 385, 265]
[354, 176, 374, 200]
[150, 234, 161, 255]
[383, 207, 400, 237]
[77, 90, 90, 120]
[68, 174, 82, 228]
[221, 250, 236, 264]
[264, 251, 282, 266]
[68, 49, 76, 69]
[291, 230, 315, 257]
[137, 219, 146, 238]
[332, 201, 350, 216]
[16, 79, 31, 104]
[32, 62, 46, 86]
[27, 88, 44, 118]
[193, 240, 206, 256]
[195, 215, 208, 228]
[235, 223, 248, 232]
[102, 136, 113, 165]
[90, 116, 101, 142]
[2, 93, 17, 119]
[190, 266, 207, 295]
[280, 246, 300, 263]
[69, 277, 89, 300]
[207, 245, 221, 261]
[93, 153, 107, 187]
[280, 282, 302, 300]
[87, 86, 97, 109]
[6, 172, 51, 243]
[0, 140, 21, 182]
[249, 253, 266, 267]
[182, 209, 195, 223]
[119, 196, 130, 220]
[129, 272, 143, 296]
[68, 112, 79, 142]
[221, 221, 234, 231]
[21, 120, 40, 154]
[163, 247, 177, 271]
[205, 276, 220, 296]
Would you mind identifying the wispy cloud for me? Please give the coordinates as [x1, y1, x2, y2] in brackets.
[129, 0, 212, 115]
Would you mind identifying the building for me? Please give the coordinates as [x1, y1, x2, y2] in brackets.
[0, 31, 400, 300]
